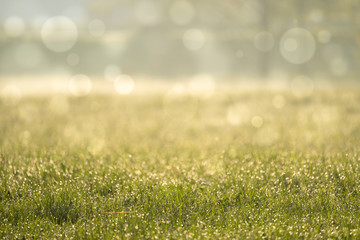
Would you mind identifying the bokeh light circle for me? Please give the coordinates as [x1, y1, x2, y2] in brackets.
[41, 16, 78, 52]
[188, 74, 215, 98]
[68, 74, 92, 96]
[183, 29, 206, 51]
[226, 103, 250, 126]
[88, 19, 106, 37]
[114, 75, 135, 95]
[280, 28, 316, 64]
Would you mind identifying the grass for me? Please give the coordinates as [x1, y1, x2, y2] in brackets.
[1, 89, 360, 239]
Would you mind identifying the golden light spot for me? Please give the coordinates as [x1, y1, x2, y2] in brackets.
[188, 74, 215, 98]
[114, 75, 135, 94]
[68, 74, 92, 96]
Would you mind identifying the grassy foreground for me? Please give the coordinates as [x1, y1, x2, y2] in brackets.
[1, 89, 360, 239]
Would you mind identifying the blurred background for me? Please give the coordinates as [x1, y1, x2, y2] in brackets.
[0, 0, 359, 95]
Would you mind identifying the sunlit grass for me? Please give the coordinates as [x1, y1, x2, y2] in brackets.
[1, 90, 360, 239]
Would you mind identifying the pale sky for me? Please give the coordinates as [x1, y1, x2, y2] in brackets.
[1, 0, 93, 21]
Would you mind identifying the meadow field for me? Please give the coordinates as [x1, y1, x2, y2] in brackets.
[1, 89, 360, 239]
